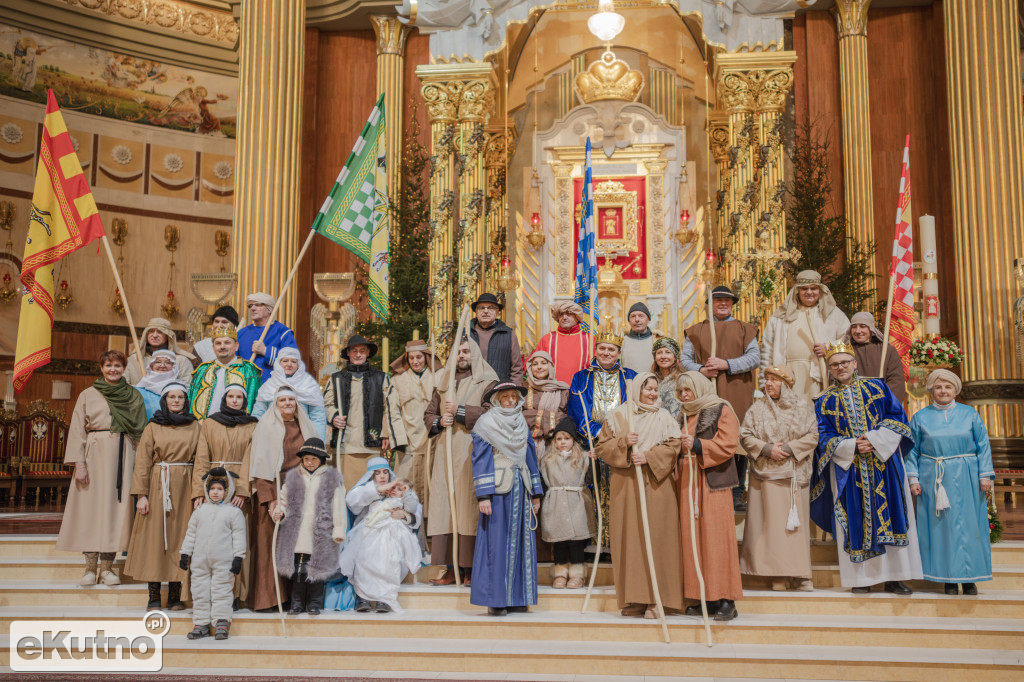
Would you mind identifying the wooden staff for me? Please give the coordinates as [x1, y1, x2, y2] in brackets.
[578, 393, 604, 615]
[271, 469, 287, 637]
[424, 333, 436, 512]
[247, 230, 318, 362]
[443, 304, 471, 586]
[100, 235, 145, 377]
[805, 309, 828, 388]
[628, 403, 670, 643]
[878, 273, 898, 375]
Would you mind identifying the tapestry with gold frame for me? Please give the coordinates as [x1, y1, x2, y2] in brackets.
[573, 176, 647, 282]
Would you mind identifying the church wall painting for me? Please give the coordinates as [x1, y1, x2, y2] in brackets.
[0, 24, 237, 138]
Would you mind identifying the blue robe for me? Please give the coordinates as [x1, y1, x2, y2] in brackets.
[906, 403, 994, 583]
[138, 388, 161, 420]
[567, 359, 636, 441]
[469, 434, 544, 609]
[236, 321, 298, 383]
[811, 377, 914, 563]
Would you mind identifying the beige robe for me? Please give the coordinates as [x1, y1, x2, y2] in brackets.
[123, 421, 201, 582]
[739, 403, 818, 579]
[761, 306, 850, 397]
[679, 407, 744, 602]
[57, 387, 137, 553]
[390, 367, 438, 501]
[325, 373, 407, 489]
[596, 426, 684, 611]
[190, 418, 256, 600]
[539, 448, 596, 543]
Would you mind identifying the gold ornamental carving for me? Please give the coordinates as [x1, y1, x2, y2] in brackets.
[709, 117, 731, 163]
[573, 180, 640, 256]
[574, 50, 644, 104]
[719, 69, 794, 115]
[370, 15, 412, 56]
[457, 80, 493, 123]
[833, 0, 872, 38]
[59, 0, 239, 45]
[421, 82, 461, 123]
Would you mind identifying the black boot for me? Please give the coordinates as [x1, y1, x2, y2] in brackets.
[945, 583, 959, 595]
[305, 580, 325, 616]
[166, 581, 185, 610]
[714, 599, 738, 621]
[685, 600, 720, 616]
[962, 583, 978, 595]
[884, 581, 912, 595]
[147, 582, 162, 609]
[288, 554, 309, 615]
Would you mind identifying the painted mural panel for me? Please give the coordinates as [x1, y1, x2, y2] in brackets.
[0, 24, 237, 138]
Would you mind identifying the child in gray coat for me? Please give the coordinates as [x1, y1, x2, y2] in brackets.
[180, 467, 246, 640]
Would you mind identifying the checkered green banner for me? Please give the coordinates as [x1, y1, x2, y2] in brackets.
[312, 94, 389, 320]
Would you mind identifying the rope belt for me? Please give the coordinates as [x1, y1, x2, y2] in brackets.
[547, 486, 584, 492]
[921, 453, 974, 517]
[157, 462, 193, 551]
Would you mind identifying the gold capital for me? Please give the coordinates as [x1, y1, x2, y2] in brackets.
[833, 0, 872, 38]
[457, 79, 493, 123]
[421, 81, 461, 123]
[708, 115, 731, 164]
[370, 15, 411, 56]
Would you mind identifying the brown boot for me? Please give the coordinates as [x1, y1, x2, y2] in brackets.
[98, 555, 120, 586]
[80, 552, 98, 587]
[551, 563, 569, 589]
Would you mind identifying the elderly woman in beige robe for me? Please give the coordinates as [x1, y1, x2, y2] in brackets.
[739, 365, 818, 591]
[125, 317, 195, 385]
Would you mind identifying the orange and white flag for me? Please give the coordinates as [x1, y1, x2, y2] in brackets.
[887, 135, 915, 380]
[14, 90, 105, 392]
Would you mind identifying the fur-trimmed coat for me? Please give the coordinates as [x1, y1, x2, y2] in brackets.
[276, 465, 347, 581]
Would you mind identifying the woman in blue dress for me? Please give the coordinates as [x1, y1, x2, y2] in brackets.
[906, 368, 995, 595]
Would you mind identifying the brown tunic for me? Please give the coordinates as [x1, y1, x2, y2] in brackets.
[522, 388, 569, 443]
[250, 418, 303, 610]
[123, 421, 201, 582]
[56, 387, 137, 554]
[595, 429, 684, 611]
[190, 418, 257, 600]
[852, 339, 907, 404]
[684, 319, 758, 423]
[678, 407, 744, 602]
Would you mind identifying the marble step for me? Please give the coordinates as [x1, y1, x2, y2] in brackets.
[3, 555, 1022, 591]
[2, 604, 1022, 650]
[3, 633, 1021, 680]
[2, 581, 1024, 619]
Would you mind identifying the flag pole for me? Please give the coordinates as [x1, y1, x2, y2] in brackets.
[247, 229, 318, 362]
[878, 274, 897, 375]
[100, 235, 145, 377]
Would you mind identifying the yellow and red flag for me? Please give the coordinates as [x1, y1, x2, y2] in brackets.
[887, 135, 915, 380]
[14, 90, 105, 392]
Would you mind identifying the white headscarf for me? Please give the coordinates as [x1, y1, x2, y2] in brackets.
[256, 347, 325, 408]
[135, 349, 180, 395]
[249, 385, 318, 482]
[605, 372, 681, 452]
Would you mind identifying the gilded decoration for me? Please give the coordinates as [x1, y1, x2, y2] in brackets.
[718, 68, 793, 115]
[833, 0, 872, 38]
[644, 159, 667, 296]
[553, 163, 574, 296]
[421, 81, 461, 123]
[59, 0, 239, 45]
[574, 50, 644, 104]
[370, 15, 412, 56]
[457, 79, 493, 122]
[573, 180, 640, 256]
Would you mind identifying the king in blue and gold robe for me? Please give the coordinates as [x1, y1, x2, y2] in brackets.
[811, 375, 923, 587]
[567, 359, 636, 442]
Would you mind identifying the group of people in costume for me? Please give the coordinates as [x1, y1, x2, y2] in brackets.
[54, 271, 996, 635]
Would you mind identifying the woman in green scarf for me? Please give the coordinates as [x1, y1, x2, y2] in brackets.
[57, 349, 148, 586]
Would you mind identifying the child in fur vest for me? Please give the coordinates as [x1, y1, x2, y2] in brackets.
[540, 418, 596, 589]
[272, 438, 346, 615]
[339, 457, 422, 614]
[179, 467, 246, 641]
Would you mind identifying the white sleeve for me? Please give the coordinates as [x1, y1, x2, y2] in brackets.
[865, 427, 904, 463]
[345, 483, 379, 515]
[832, 438, 857, 471]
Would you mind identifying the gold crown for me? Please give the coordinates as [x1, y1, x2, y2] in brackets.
[594, 328, 623, 348]
[824, 340, 855, 363]
[574, 50, 644, 104]
[212, 327, 237, 340]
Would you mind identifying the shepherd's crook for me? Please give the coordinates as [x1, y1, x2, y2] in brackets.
[271, 470, 287, 637]
[578, 393, 604, 615]
[443, 304, 471, 586]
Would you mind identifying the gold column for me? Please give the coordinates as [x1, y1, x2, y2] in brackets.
[231, 0, 305, 325]
[370, 15, 412, 203]
[944, 0, 1024, 441]
[708, 113, 730, 252]
[484, 126, 515, 282]
[715, 50, 797, 322]
[834, 0, 875, 291]
[417, 62, 496, 342]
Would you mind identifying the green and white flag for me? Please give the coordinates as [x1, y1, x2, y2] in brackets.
[312, 94, 389, 320]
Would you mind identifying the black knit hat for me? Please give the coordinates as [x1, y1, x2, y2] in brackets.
[553, 417, 582, 445]
[628, 302, 651, 320]
[297, 437, 329, 462]
[212, 305, 239, 327]
[471, 292, 504, 311]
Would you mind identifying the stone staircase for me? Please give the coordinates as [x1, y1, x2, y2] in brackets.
[1, 535, 1023, 680]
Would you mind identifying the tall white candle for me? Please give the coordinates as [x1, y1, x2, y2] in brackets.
[919, 215, 940, 335]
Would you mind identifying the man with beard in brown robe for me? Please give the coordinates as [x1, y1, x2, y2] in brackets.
[682, 285, 759, 511]
[424, 337, 498, 585]
[844, 311, 907, 404]
[595, 373, 684, 619]
[389, 339, 443, 504]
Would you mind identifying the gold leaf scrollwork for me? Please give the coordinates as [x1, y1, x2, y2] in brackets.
[421, 82, 460, 124]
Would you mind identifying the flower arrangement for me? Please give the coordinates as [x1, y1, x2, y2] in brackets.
[987, 491, 1003, 544]
[910, 336, 964, 368]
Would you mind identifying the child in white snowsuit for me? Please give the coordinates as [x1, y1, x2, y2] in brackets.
[179, 467, 246, 640]
[339, 457, 422, 613]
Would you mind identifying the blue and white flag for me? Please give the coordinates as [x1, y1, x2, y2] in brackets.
[573, 137, 599, 333]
